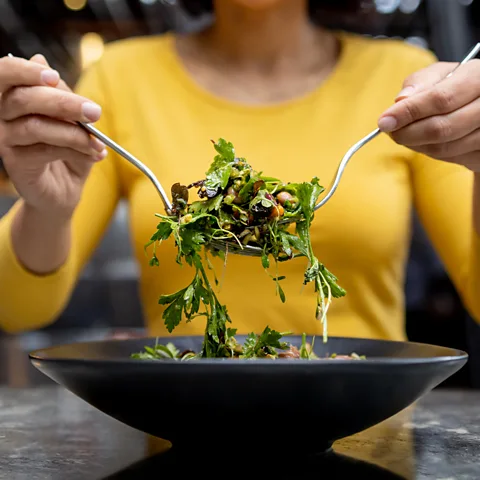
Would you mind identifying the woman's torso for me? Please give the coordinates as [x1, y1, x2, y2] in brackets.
[88, 31, 435, 340]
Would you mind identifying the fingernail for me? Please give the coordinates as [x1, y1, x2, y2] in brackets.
[82, 102, 102, 122]
[378, 116, 398, 133]
[94, 149, 108, 161]
[395, 86, 416, 101]
[41, 69, 60, 85]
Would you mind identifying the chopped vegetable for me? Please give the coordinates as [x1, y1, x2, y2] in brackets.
[131, 332, 366, 361]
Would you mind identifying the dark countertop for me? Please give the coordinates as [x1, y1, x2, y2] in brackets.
[1, 386, 480, 478]
[0, 330, 479, 479]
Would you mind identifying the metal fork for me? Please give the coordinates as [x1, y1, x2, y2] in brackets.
[9, 43, 480, 258]
[210, 42, 480, 257]
[314, 42, 480, 212]
[6, 53, 173, 213]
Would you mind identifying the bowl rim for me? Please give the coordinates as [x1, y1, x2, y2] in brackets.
[28, 335, 469, 367]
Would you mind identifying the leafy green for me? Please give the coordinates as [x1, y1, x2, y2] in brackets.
[132, 138, 347, 360]
[211, 138, 235, 162]
[204, 139, 236, 191]
[299, 333, 319, 360]
[131, 341, 180, 360]
[241, 326, 292, 359]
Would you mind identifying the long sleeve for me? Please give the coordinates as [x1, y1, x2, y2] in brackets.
[0, 60, 121, 333]
[411, 152, 480, 322]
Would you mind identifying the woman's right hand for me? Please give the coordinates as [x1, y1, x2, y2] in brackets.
[0, 54, 107, 221]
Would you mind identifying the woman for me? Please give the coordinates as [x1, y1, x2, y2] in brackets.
[0, 0, 479, 341]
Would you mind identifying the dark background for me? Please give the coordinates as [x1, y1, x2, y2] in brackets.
[0, 0, 479, 387]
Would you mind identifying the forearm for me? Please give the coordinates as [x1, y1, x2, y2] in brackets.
[11, 201, 72, 275]
[0, 202, 78, 333]
[464, 173, 480, 322]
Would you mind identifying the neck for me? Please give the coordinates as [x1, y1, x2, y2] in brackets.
[203, 0, 321, 69]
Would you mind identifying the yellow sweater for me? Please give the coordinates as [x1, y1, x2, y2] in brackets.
[1, 32, 479, 340]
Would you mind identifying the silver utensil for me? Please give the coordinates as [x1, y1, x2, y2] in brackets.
[7, 53, 173, 212]
[9, 43, 480, 258]
[310, 42, 480, 212]
[210, 42, 480, 257]
[79, 122, 173, 213]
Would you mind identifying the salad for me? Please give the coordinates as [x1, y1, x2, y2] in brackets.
[132, 139, 353, 360]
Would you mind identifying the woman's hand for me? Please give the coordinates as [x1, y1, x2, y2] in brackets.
[378, 59, 480, 172]
[0, 54, 107, 221]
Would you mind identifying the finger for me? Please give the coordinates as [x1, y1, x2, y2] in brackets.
[9, 144, 105, 179]
[4, 115, 107, 156]
[395, 62, 453, 102]
[0, 55, 60, 93]
[390, 96, 480, 147]
[407, 129, 480, 160]
[30, 54, 49, 67]
[29, 54, 71, 92]
[10, 143, 106, 168]
[379, 60, 480, 132]
[0, 85, 102, 123]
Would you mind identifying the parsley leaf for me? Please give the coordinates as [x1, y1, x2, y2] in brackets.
[211, 138, 235, 162]
[241, 326, 291, 359]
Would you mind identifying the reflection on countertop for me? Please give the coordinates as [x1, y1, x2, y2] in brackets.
[0, 329, 479, 479]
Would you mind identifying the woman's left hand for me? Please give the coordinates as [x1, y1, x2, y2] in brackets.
[378, 59, 480, 172]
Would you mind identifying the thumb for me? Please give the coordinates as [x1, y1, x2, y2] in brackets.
[29, 53, 71, 92]
[395, 61, 455, 102]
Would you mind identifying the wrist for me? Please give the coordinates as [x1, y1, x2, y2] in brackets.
[20, 201, 74, 230]
[11, 201, 73, 275]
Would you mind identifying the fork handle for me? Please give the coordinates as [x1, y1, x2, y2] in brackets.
[78, 122, 173, 213]
[314, 43, 480, 212]
[315, 128, 381, 211]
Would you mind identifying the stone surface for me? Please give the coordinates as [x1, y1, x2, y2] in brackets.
[0, 386, 479, 479]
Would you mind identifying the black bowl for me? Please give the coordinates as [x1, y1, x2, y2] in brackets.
[29, 336, 467, 454]
[103, 448, 405, 479]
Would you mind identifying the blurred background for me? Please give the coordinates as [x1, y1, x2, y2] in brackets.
[0, 0, 479, 388]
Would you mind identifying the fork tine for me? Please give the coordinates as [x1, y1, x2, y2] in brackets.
[208, 240, 263, 257]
